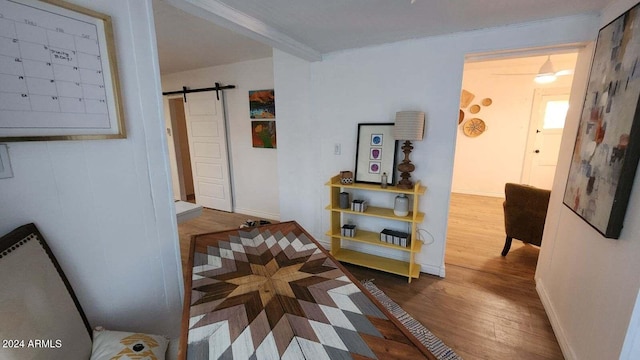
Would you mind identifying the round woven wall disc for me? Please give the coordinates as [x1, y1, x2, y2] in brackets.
[482, 98, 493, 106]
[463, 118, 486, 137]
[458, 109, 464, 124]
[469, 104, 481, 114]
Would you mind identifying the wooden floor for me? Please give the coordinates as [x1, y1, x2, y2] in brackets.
[177, 194, 563, 360]
[177, 209, 257, 272]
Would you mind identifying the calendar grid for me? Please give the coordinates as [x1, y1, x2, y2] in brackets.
[0, 0, 109, 116]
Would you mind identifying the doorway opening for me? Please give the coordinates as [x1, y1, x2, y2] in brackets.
[164, 91, 234, 212]
[446, 50, 579, 278]
[168, 97, 195, 203]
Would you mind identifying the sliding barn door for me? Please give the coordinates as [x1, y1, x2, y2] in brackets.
[184, 92, 233, 212]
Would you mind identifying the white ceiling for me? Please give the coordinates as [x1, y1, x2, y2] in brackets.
[153, 0, 611, 73]
[152, 0, 272, 74]
[211, 0, 608, 53]
[466, 52, 579, 77]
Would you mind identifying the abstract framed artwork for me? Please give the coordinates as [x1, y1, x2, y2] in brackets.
[355, 123, 397, 185]
[0, 0, 126, 141]
[249, 89, 275, 119]
[562, 2, 640, 239]
[251, 120, 276, 148]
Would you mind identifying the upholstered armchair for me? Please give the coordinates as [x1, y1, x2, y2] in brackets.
[502, 183, 551, 256]
[0, 224, 179, 359]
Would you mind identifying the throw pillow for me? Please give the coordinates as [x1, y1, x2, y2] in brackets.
[90, 327, 168, 360]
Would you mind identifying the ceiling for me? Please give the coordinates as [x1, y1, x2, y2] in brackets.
[466, 52, 579, 78]
[153, 0, 610, 73]
[152, 0, 271, 74]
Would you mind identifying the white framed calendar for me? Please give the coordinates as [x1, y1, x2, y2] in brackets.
[0, 0, 125, 141]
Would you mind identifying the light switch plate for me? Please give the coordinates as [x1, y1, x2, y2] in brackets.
[0, 144, 13, 179]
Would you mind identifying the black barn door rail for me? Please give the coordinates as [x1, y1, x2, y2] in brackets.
[162, 82, 236, 102]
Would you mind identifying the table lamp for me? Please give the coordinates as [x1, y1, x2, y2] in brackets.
[393, 111, 425, 189]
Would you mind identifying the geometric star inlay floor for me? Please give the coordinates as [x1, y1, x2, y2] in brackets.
[182, 221, 434, 359]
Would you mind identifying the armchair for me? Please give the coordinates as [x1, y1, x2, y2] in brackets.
[502, 183, 551, 256]
[0, 223, 178, 359]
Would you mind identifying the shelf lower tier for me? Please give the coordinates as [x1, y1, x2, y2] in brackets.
[333, 248, 420, 279]
[326, 230, 422, 253]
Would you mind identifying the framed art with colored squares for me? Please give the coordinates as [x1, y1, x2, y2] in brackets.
[354, 123, 397, 185]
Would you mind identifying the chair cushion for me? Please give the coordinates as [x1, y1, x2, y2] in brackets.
[90, 328, 168, 360]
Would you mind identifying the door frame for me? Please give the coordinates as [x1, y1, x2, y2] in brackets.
[164, 95, 187, 200]
[444, 43, 588, 275]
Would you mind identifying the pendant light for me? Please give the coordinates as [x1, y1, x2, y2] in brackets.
[534, 56, 557, 84]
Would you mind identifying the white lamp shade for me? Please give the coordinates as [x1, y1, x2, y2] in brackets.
[534, 57, 557, 84]
[537, 57, 555, 76]
[394, 111, 425, 140]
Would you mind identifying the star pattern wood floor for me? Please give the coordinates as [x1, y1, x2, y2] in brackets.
[181, 222, 435, 360]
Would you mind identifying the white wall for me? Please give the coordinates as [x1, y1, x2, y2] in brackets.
[621, 289, 640, 359]
[0, 0, 182, 336]
[536, 0, 640, 358]
[275, 14, 597, 277]
[273, 51, 320, 230]
[452, 55, 576, 197]
[161, 58, 279, 220]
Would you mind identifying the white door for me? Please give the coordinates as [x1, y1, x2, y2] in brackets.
[184, 92, 233, 212]
[522, 88, 570, 189]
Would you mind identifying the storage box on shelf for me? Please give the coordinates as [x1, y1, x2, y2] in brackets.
[325, 174, 426, 282]
[380, 229, 411, 247]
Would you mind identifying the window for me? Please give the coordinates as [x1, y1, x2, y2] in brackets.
[543, 100, 569, 129]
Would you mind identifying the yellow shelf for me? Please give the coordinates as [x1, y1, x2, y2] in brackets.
[326, 174, 425, 282]
[325, 205, 425, 223]
[334, 249, 420, 279]
[326, 230, 422, 253]
[325, 178, 426, 195]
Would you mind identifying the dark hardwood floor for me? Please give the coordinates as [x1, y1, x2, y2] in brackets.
[177, 194, 563, 359]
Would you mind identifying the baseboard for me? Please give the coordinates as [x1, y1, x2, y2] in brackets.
[233, 207, 280, 222]
[419, 262, 446, 277]
[316, 237, 445, 277]
[536, 278, 576, 360]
